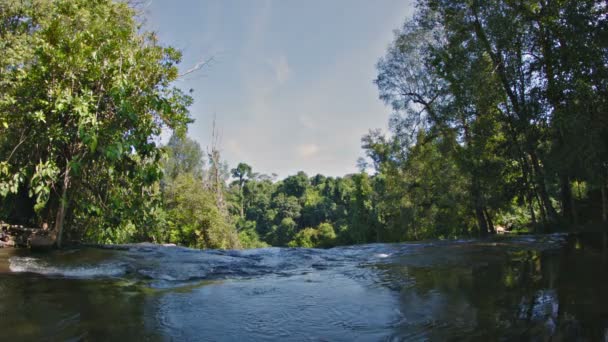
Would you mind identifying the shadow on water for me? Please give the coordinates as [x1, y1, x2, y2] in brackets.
[0, 233, 606, 341]
[372, 232, 608, 341]
[0, 275, 164, 340]
[0, 248, 162, 341]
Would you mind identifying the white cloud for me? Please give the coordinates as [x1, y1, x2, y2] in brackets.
[297, 143, 320, 158]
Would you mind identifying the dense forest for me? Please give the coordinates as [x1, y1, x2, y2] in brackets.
[0, 0, 606, 249]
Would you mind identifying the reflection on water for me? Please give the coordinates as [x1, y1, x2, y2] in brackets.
[375, 235, 608, 341]
[0, 233, 606, 341]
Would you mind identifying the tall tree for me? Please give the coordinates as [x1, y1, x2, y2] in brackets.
[164, 134, 204, 181]
[231, 162, 253, 218]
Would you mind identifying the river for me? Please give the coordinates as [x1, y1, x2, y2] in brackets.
[0, 233, 606, 341]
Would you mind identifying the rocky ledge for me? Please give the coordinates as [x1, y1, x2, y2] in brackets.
[0, 223, 55, 249]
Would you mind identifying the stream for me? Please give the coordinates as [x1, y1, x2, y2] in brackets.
[0, 233, 607, 341]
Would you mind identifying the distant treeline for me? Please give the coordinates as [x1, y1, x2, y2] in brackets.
[0, 0, 606, 248]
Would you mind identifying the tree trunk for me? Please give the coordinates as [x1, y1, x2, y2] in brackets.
[240, 187, 245, 219]
[471, 174, 488, 236]
[535, 191, 548, 225]
[484, 208, 495, 234]
[603, 233, 607, 264]
[530, 163, 548, 224]
[461, 114, 489, 237]
[528, 196, 537, 225]
[541, 20, 574, 225]
[601, 184, 607, 223]
[561, 176, 578, 224]
[518, 154, 537, 225]
[471, 5, 559, 224]
[54, 166, 70, 248]
[529, 150, 558, 223]
[475, 200, 489, 237]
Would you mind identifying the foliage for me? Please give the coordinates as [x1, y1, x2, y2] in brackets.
[365, 0, 608, 236]
[287, 223, 336, 248]
[0, 0, 192, 245]
[163, 134, 204, 181]
[163, 173, 239, 249]
[159, 134, 240, 249]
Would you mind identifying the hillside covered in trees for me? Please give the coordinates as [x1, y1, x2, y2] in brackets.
[0, 0, 606, 249]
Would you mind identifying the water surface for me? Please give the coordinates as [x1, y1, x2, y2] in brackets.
[0, 233, 607, 341]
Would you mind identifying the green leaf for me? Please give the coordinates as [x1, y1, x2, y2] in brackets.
[33, 110, 46, 123]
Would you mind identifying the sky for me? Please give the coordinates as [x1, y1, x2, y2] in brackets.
[145, 0, 414, 178]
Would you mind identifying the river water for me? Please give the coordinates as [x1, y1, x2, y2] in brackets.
[0, 233, 607, 341]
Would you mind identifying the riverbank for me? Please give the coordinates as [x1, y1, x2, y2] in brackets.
[1, 220, 605, 251]
[0, 223, 54, 249]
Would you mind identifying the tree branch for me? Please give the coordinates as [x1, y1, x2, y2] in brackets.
[178, 57, 215, 78]
[6, 128, 28, 163]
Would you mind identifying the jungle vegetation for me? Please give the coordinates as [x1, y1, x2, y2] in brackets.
[0, 0, 606, 248]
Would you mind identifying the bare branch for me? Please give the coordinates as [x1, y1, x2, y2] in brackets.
[179, 57, 215, 78]
[7, 128, 28, 163]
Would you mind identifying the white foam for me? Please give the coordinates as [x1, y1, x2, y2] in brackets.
[9, 256, 126, 278]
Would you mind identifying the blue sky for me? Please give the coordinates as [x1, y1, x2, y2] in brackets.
[145, 0, 413, 177]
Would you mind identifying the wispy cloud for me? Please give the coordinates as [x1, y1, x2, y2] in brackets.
[297, 144, 320, 158]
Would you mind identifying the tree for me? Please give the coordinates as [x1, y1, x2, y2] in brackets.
[278, 171, 309, 198]
[205, 121, 230, 212]
[287, 222, 336, 248]
[272, 217, 297, 246]
[160, 135, 240, 249]
[288, 228, 318, 248]
[164, 173, 239, 249]
[164, 134, 204, 181]
[370, 0, 607, 234]
[272, 194, 302, 222]
[231, 162, 253, 189]
[230, 162, 253, 218]
[316, 222, 337, 247]
[0, 0, 192, 246]
[347, 173, 379, 243]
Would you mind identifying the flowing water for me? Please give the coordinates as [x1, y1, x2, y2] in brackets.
[0, 233, 607, 341]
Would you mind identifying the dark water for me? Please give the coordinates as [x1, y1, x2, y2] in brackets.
[0, 233, 607, 341]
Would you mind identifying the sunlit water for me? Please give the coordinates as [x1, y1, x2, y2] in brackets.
[0, 233, 607, 341]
